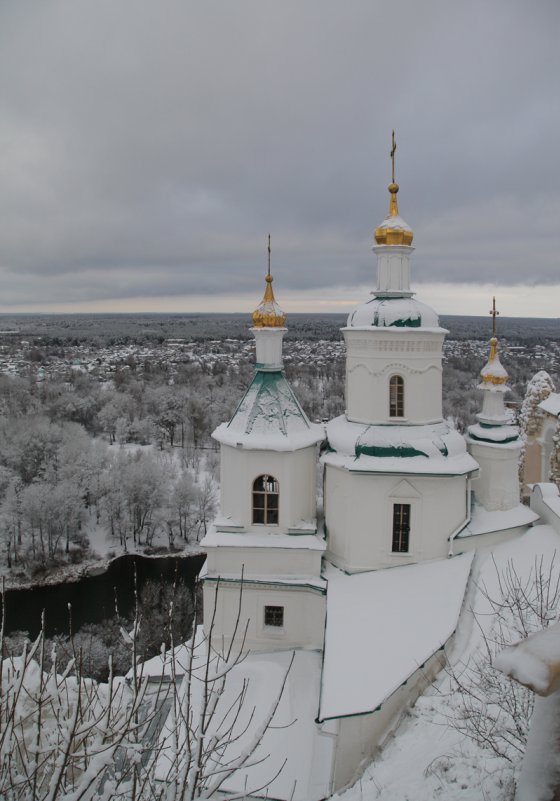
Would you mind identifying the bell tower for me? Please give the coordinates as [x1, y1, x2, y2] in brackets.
[202, 238, 326, 653]
[323, 135, 478, 573]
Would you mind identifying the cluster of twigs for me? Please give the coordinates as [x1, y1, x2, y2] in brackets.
[0, 576, 292, 800]
[446, 553, 560, 763]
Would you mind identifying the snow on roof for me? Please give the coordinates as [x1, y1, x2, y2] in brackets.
[156, 645, 333, 801]
[532, 482, 560, 524]
[213, 370, 324, 451]
[324, 415, 479, 476]
[480, 352, 509, 382]
[376, 213, 412, 232]
[319, 553, 474, 720]
[346, 296, 442, 329]
[466, 422, 520, 445]
[539, 392, 560, 417]
[202, 527, 326, 551]
[458, 502, 539, 538]
[323, 450, 478, 476]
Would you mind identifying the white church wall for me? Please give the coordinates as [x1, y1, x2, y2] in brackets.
[219, 443, 317, 532]
[343, 329, 444, 425]
[205, 542, 323, 580]
[468, 440, 523, 511]
[325, 466, 468, 571]
[331, 649, 446, 791]
[202, 580, 326, 652]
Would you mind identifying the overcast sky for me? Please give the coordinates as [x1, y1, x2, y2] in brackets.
[1, 0, 559, 317]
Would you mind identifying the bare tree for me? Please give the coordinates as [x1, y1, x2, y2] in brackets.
[446, 553, 560, 763]
[0, 577, 293, 800]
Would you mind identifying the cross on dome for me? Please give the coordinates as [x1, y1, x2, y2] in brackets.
[480, 297, 509, 386]
[374, 131, 414, 246]
[490, 296, 500, 338]
[252, 235, 286, 328]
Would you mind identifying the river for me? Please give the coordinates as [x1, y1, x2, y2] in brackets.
[1, 552, 206, 638]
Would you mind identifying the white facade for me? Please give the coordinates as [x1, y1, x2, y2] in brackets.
[325, 468, 469, 571]
[467, 439, 523, 512]
[217, 443, 318, 533]
[344, 328, 445, 425]
[203, 286, 325, 654]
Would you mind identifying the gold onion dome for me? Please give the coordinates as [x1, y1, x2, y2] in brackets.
[480, 298, 509, 385]
[374, 131, 414, 246]
[480, 336, 509, 386]
[252, 236, 286, 328]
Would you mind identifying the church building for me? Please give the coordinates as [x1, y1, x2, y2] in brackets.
[199, 140, 538, 800]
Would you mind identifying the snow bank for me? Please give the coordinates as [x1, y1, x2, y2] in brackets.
[494, 623, 560, 696]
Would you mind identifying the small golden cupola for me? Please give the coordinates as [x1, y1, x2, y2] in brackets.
[374, 131, 414, 247]
[480, 298, 509, 386]
[252, 235, 286, 328]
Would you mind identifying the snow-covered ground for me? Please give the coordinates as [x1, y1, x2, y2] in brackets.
[334, 525, 560, 801]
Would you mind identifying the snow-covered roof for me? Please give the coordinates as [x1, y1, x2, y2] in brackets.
[319, 553, 474, 720]
[458, 502, 539, 539]
[346, 296, 442, 329]
[213, 370, 324, 451]
[539, 392, 560, 417]
[156, 644, 333, 801]
[466, 422, 520, 445]
[376, 213, 412, 233]
[324, 415, 479, 476]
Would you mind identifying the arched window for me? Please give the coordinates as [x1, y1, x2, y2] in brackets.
[389, 375, 404, 418]
[252, 475, 279, 525]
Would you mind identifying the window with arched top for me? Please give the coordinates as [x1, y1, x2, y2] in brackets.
[389, 375, 404, 418]
[252, 475, 279, 525]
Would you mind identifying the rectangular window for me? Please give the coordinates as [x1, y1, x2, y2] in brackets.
[389, 375, 404, 417]
[392, 503, 411, 553]
[264, 605, 284, 627]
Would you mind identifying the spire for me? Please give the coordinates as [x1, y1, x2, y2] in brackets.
[251, 235, 286, 328]
[480, 298, 509, 386]
[374, 131, 414, 246]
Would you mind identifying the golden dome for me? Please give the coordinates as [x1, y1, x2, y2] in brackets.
[252, 236, 286, 328]
[480, 337, 509, 386]
[374, 132, 414, 246]
[374, 182, 414, 246]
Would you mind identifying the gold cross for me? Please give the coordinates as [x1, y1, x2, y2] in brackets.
[390, 130, 397, 184]
[267, 234, 271, 276]
[489, 296, 499, 337]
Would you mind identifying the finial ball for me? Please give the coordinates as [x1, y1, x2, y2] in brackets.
[388, 182, 399, 194]
[265, 274, 273, 283]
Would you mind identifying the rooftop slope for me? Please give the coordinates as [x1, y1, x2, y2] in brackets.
[213, 370, 324, 450]
[319, 553, 474, 720]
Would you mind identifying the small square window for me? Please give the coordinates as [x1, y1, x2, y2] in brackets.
[264, 605, 284, 628]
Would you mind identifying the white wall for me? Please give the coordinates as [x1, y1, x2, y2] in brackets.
[202, 580, 326, 652]
[331, 650, 446, 791]
[205, 543, 323, 580]
[219, 443, 317, 532]
[343, 329, 445, 425]
[325, 466, 468, 571]
[468, 439, 523, 511]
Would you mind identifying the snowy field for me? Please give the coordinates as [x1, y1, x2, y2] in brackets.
[334, 525, 560, 801]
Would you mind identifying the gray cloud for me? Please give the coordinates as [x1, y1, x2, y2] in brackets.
[0, 0, 559, 308]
